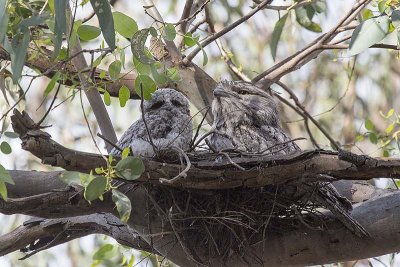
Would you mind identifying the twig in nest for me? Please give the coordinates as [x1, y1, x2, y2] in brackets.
[140, 84, 158, 157]
[189, 107, 210, 151]
[159, 147, 191, 184]
[97, 133, 123, 152]
[219, 152, 245, 171]
[167, 207, 204, 265]
[191, 128, 215, 151]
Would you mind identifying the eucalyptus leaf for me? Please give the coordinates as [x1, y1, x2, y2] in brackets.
[104, 91, 111, 106]
[84, 175, 107, 201]
[0, 180, 7, 201]
[118, 85, 130, 107]
[0, 164, 14, 185]
[59, 171, 82, 185]
[108, 60, 122, 80]
[131, 29, 154, 65]
[271, 14, 288, 61]
[0, 141, 11, 154]
[164, 23, 176, 41]
[77, 25, 101, 41]
[349, 16, 390, 56]
[53, 0, 67, 57]
[113, 11, 138, 39]
[112, 189, 132, 223]
[90, 0, 115, 50]
[134, 75, 156, 100]
[44, 72, 61, 96]
[11, 31, 30, 83]
[115, 156, 145, 180]
[93, 244, 118, 260]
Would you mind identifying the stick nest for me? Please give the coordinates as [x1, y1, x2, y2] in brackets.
[143, 175, 329, 263]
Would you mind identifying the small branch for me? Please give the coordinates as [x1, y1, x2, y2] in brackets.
[140, 85, 158, 157]
[204, 6, 250, 81]
[252, 0, 372, 86]
[159, 147, 191, 185]
[183, 0, 273, 65]
[276, 81, 339, 149]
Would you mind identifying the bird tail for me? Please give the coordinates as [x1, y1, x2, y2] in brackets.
[314, 183, 369, 237]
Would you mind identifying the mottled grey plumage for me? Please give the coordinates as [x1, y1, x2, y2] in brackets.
[111, 88, 192, 157]
[209, 81, 368, 237]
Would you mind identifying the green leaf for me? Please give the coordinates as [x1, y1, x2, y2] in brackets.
[0, 164, 14, 185]
[93, 244, 118, 260]
[134, 75, 157, 100]
[108, 60, 121, 80]
[362, 9, 374, 20]
[295, 7, 311, 27]
[166, 67, 181, 82]
[10, 31, 30, 83]
[386, 122, 395, 134]
[365, 119, 374, 130]
[0, 141, 11, 154]
[112, 189, 132, 223]
[121, 147, 130, 159]
[104, 91, 111, 106]
[53, 0, 67, 57]
[355, 134, 364, 142]
[3, 131, 19, 138]
[0, 180, 7, 201]
[202, 48, 208, 66]
[0, 3, 9, 44]
[90, 0, 115, 50]
[378, 1, 387, 13]
[183, 32, 198, 47]
[115, 156, 144, 181]
[369, 132, 378, 144]
[131, 29, 154, 65]
[164, 23, 176, 41]
[84, 175, 107, 201]
[271, 14, 288, 61]
[149, 26, 157, 37]
[44, 71, 61, 96]
[133, 57, 151, 75]
[150, 64, 168, 85]
[349, 16, 390, 56]
[77, 25, 101, 41]
[305, 22, 322, 33]
[59, 171, 82, 185]
[113, 11, 138, 38]
[383, 150, 390, 157]
[118, 85, 130, 107]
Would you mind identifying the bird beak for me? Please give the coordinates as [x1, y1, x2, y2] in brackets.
[213, 88, 238, 98]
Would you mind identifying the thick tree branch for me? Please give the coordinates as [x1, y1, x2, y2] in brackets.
[0, 214, 155, 257]
[11, 109, 400, 191]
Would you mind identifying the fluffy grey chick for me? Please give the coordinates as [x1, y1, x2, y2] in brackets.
[208, 80, 368, 237]
[111, 88, 192, 157]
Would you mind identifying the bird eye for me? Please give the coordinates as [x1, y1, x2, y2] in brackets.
[238, 90, 248, 95]
[171, 99, 183, 107]
[150, 101, 164, 110]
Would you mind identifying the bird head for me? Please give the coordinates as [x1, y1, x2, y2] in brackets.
[212, 81, 280, 127]
[144, 88, 190, 114]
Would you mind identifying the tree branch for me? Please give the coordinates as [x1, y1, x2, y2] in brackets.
[10, 109, 400, 190]
[183, 0, 273, 65]
[65, 5, 117, 152]
[0, 214, 155, 257]
[252, 0, 372, 86]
